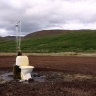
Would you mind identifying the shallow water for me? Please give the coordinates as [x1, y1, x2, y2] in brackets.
[32, 72, 46, 82]
[0, 71, 46, 82]
[0, 71, 95, 83]
[0, 72, 13, 82]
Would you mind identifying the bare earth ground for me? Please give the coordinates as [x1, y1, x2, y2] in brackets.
[0, 56, 96, 96]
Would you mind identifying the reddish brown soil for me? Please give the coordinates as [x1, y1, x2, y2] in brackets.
[0, 56, 96, 74]
[0, 56, 96, 96]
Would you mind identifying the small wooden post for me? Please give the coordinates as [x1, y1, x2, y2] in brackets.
[13, 65, 21, 79]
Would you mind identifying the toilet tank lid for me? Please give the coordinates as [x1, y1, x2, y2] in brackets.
[16, 56, 29, 66]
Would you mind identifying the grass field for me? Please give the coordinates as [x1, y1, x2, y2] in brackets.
[0, 30, 96, 53]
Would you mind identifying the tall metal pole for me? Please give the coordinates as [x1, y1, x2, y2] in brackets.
[16, 24, 19, 51]
[15, 21, 21, 50]
[19, 21, 21, 49]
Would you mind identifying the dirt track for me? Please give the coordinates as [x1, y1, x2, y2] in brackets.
[0, 56, 96, 96]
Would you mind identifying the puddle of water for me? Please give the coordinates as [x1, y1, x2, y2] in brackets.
[0, 71, 46, 83]
[63, 74, 74, 82]
[0, 71, 95, 83]
[32, 72, 46, 82]
[0, 72, 13, 82]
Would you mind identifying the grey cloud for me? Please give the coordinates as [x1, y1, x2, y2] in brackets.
[0, 0, 96, 36]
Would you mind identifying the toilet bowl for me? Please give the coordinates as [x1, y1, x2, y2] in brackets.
[19, 66, 34, 80]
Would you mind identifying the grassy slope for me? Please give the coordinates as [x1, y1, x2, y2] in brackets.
[0, 30, 96, 53]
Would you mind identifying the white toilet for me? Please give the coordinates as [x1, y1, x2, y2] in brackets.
[16, 56, 34, 80]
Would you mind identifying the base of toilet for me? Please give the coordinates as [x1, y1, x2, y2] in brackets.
[19, 66, 34, 80]
[21, 72, 32, 80]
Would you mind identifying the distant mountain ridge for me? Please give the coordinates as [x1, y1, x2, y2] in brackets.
[24, 29, 95, 39]
[0, 36, 16, 41]
[24, 30, 73, 39]
[0, 30, 72, 40]
[0, 29, 96, 40]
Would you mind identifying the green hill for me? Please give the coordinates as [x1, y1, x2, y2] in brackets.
[0, 30, 96, 53]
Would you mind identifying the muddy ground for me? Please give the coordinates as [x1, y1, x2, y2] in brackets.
[0, 56, 96, 96]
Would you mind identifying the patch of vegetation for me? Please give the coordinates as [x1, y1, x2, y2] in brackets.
[0, 30, 96, 53]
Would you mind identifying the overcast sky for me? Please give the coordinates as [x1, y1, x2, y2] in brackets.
[0, 0, 96, 37]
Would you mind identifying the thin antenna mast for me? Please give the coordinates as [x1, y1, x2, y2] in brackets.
[15, 21, 21, 50]
[19, 21, 21, 49]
